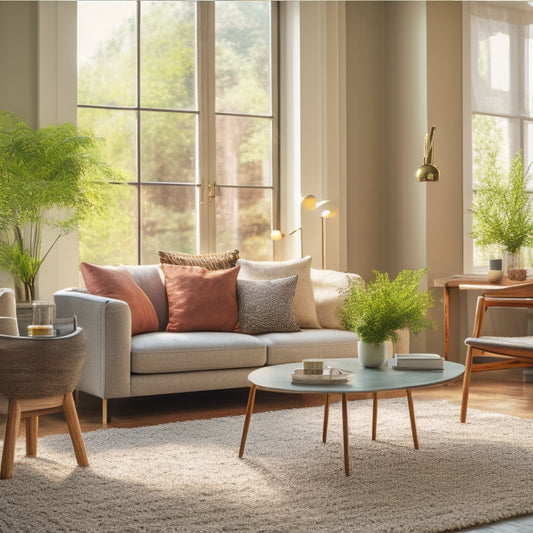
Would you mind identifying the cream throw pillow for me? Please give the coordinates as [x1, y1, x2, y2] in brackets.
[237, 256, 320, 329]
[311, 268, 362, 330]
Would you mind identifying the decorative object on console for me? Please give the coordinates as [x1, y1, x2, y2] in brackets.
[237, 256, 320, 329]
[80, 262, 159, 335]
[0, 111, 122, 302]
[158, 249, 239, 270]
[340, 267, 437, 368]
[471, 151, 533, 275]
[416, 125, 440, 182]
[508, 268, 527, 281]
[162, 263, 240, 332]
[236, 275, 299, 335]
[487, 258, 503, 283]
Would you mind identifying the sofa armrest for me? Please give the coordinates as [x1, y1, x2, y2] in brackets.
[54, 289, 132, 399]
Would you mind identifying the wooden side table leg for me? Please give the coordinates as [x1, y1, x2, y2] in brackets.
[239, 385, 257, 458]
[444, 285, 450, 361]
[63, 392, 89, 467]
[1, 399, 22, 480]
[25, 415, 39, 457]
[372, 392, 378, 441]
[323, 393, 329, 443]
[341, 393, 350, 476]
[406, 389, 419, 450]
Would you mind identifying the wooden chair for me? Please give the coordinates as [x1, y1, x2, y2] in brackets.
[0, 327, 89, 479]
[461, 282, 533, 423]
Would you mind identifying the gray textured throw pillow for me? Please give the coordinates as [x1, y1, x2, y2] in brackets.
[237, 275, 300, 335]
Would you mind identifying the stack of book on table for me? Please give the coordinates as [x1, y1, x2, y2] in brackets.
[390, 353, 444, 370]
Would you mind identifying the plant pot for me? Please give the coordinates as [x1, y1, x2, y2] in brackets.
[358, 341, 389, 368]
[503, 250, 520, 275]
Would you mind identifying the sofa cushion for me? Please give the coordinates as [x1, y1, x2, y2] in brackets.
[162, 264, 240, 332]
[131, 331, 267, 373]
[158, 249, 239, 270]
[311, 268, 363, 329]
[237, 256, 320, 329]
[258, 328, 359, 366]
[80, 262, 159, 336]
[124, 264, 168, 331]
[237, 276, 300, 335]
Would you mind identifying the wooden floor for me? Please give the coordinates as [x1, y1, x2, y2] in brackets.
[1, 368, 532, 532]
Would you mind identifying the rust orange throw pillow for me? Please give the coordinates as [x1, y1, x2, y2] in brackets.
[161, 263, 240, 332]
[80, 262, 159, 336]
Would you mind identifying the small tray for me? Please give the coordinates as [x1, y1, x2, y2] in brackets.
[291, 367, 354, 384]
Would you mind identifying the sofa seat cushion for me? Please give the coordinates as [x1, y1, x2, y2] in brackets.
[258, 328, 359, 366]
[131, 331, 267, 374]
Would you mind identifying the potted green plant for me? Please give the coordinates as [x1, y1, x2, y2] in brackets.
[340, 267, 437, 368]
[471, 150, 533, 272]
[0, 111, 120, 301]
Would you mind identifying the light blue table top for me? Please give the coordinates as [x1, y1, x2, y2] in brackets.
[248, 358, 465, 394]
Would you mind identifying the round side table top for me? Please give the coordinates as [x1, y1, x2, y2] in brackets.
[247, 358, 465, 394]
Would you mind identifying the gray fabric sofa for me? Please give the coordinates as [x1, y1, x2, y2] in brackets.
[54, 265, 367, 426]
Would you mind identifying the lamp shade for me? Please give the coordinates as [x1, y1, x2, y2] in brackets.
[416, 125, 440, 182]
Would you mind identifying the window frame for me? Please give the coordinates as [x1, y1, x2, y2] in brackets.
[77, 0, 279, 264]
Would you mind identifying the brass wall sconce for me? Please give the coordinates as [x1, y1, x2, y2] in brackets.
[416, 125, 440, 182]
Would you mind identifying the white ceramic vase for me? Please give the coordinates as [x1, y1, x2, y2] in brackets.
[357, 340, 389, 368]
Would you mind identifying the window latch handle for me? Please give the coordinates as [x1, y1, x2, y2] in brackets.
[208, 183, 217, 202]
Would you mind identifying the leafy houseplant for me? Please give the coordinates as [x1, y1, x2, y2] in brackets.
[340, 268, 437, 367]
[471, 151, 533, 259]
[0, 111, 119, 301]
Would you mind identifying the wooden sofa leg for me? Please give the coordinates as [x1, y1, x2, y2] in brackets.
[102, 398, 108, 428]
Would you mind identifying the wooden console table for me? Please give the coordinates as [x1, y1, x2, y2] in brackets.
[434, 275, 530, 360]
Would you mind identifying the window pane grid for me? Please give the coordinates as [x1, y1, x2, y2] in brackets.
[78, 0, 277, 264]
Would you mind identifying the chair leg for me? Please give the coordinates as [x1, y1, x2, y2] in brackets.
[460, 345, 474, 423]
[25, 415, 39, 457]
[62, 392, 89, 468]
[1, 399, 22, 480]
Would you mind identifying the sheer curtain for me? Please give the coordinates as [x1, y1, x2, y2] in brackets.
[466, 1, 533, 270]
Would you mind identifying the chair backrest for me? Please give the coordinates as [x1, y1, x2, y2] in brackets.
[0, 289, 18, 336]
[0, 327, 86, 399]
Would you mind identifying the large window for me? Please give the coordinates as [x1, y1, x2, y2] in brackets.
[77, 1, 278, 265]
[468, 3, 533, 270]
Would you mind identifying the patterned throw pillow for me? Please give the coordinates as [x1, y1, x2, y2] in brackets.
[237, 256, 320, 329]
[161, 263, 240, 332]
[237, 276, 300, 335]
[158, 249, 239, 270]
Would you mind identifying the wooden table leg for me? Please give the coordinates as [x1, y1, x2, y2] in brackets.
[239, 385, 257, 458]
[322, 393, 329, 443]
[372, 392, 378, 441]
[406, 389, 419, 450]
[444, 285, 450, 361]
[341, 393, 350, 476]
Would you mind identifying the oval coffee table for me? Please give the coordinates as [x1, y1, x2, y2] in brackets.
[238, 358, 464, 476]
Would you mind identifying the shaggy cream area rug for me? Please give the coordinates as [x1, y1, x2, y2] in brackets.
[0, 398, 532, 533]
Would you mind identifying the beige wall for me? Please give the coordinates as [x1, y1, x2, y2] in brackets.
[0, 1, 79, 300]
[345, 1, 464, 357]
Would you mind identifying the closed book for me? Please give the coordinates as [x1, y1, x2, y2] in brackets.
[391, 353, 443, 370]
